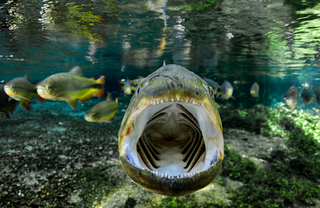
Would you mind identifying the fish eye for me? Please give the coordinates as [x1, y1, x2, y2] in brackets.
[46, 85, 53, 91]
[135, 86, 140, 96]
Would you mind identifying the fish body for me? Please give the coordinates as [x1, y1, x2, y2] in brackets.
[203, 78, 220, 95]
[313, 86, 320, 106]
[250, 82, 259, 98]
[300, 88, 313, 105]
[284, 85, 298, 109]
[118, 64, 224, 196]
[124, 78, 132, 95]
[218, 80, 235, 100]
[4, 75, 42, 110]
[84, 93, 118, 123]
[37, 66, 105, 110]
[0, 82, 19, 119]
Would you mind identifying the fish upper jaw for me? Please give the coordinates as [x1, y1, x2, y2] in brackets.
[37, 85, 56, 99]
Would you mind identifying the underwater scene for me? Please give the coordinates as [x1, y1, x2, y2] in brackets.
[1, 0, 320, 207]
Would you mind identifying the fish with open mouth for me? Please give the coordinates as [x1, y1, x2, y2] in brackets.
[118, 64, 224, 196]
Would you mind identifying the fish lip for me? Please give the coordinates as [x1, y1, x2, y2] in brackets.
[119, 97, 223, 196]
[120, 155, 223, 196]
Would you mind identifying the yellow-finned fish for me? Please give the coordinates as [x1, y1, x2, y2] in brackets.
[84, 93, 118, 123]
[284, 84, 298, 109]
[37, 66, 105, 110]
[0, 81, 19, 119]
[300, 88, 313, 105]
[4, 75, 44, 110]
[250, 82, 259, 98]
[123, 77, 132, 95]
[217, 80, 235, 100]
[118, 64, 224, 196]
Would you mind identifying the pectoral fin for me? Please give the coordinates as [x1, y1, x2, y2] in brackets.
[66, 100, 78, 110]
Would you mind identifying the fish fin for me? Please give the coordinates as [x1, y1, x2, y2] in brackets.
[106, 93, 112, 101]
[96, 76, 105, 84]
[131, 86, 136, 91]
[66, 100, 78, 110]
[60, 94, 73, 100]
[79, 92, 93, 103]
[115, 98, 118, 104]
[103, 118, 113, 123]
[21, 100, 31, 111]
[231, 96, 236, 100]
[24, 74, 30, 81]
[36, 94, 46, 103]
[90, 77, 94, 81]
[216, 92, 222, 98]
[96, 89, 105, 99]
[0, 110, 10, 119]
[69, 66, 83, 76]
[8, 97, 13, 101]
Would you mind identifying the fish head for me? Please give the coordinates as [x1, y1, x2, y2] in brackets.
[118, 64, 223, 196]
[4, 83, 19, 98]
[37, 79, 58, 99]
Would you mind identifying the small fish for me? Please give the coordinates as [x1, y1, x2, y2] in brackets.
[0, 81, 19, 119]
[250, 82, 259, 98]
[4, 75, 44, 110]
[313, 86, 320, 106]
[123, 77, 132, 95]
[84, 93, 118, 123]
[284, 85, 298, 109]
[37, 66, 105, 110]
[300, 88, 313, 105]
[203, 78, 220, 95]
[119, 76, 144, 94]
[217, 80, 235, 100]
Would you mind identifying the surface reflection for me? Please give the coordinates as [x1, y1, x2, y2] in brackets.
[0, 0, 320, 107]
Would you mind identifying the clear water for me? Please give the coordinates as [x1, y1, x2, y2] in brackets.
[1, 1, 320, 207]
[1, 0, 320, 109]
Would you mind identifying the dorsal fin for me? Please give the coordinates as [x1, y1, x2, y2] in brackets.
[24, 74, 30, 81]
[69, 66, 83, 76]
[106, 93, 112, 101]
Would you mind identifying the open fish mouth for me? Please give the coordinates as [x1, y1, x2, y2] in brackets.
[119, 64, 223, 196]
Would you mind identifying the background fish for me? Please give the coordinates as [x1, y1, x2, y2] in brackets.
[119, 76, 144, 95]
[37, 66, 105, 110]
[4, 75, 44, 111]
[123, 77, 132, 95]
[300, 88, 313, 105]
[203, 78, 220, 95]
[84, 93, 118, 123]
[313, 86, 320, 106]
[0, 81, 19, 119]
[284, 84, 298, 109]
[218, 80, 235, 100]
[250, 82, 259, 98]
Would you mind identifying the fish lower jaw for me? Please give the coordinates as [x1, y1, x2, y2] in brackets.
[119, 100, 223, 196]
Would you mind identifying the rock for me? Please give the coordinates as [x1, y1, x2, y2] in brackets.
[25, 146, 33, 151]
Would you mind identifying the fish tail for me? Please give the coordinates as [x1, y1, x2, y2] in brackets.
[95, 89, 105, 99]
[96, 76, 105, 84]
